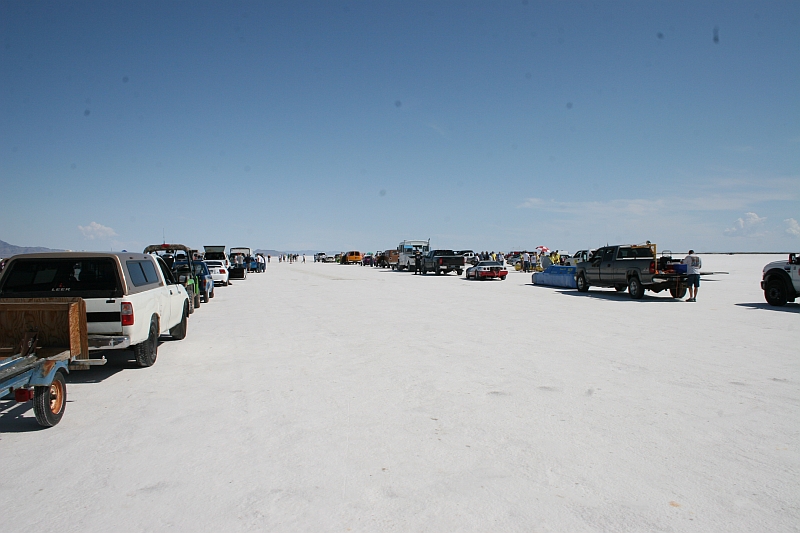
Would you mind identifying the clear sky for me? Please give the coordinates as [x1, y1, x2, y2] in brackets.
[1, 1, 798, 254]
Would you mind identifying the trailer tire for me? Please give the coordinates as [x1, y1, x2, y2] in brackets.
[628, 276, 645, 300]
[669, 286, 687, 299]
[576, 273, 589, 292]
[34, 370, 66, 427]
[170, 303, 189, 340]
[134, 316, 159, 367]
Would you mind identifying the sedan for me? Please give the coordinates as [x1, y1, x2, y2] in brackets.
[204, 260, 230, 286]
[466, 261, 508, 280]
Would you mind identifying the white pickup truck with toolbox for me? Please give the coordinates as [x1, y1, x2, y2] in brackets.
[0, 252, 190, 367]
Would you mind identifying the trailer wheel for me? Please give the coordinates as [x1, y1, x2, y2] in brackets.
[576, 273, 589, 292]
[34, 370, 66, 427]
[134, 316, 159, 367]
[169, 303, 189, 340]
[628, 277, 645, 299]
[669, 286, 687, 299]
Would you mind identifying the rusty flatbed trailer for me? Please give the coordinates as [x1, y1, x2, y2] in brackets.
[0, 298, 105, 427]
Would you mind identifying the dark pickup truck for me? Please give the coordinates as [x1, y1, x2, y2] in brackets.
[422, 250, 464, 276]
[574, 244, 688, 299]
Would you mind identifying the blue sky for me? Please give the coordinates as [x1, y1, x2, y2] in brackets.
[1, 1, 798, 254]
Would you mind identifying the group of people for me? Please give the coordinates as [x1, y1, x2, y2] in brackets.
[278, 254, 304, 263]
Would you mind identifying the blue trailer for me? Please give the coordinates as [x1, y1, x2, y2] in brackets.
[0, 299, 104, 427]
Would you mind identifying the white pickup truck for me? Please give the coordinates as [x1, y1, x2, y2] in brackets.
[0, 252, 190, 367]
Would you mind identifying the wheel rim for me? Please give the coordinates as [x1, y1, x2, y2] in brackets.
[49, 380, 64, 414]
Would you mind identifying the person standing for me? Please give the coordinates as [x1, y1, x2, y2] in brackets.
[682, 249, 702, 302]
[414, 250, 422, 275]
[522, 251, 530, 273]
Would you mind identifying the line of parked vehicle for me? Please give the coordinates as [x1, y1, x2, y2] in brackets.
[310, 241, 800, 306]
[0, 244, 262, 426]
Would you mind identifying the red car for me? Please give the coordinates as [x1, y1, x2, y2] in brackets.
[465, 261, 509, 280]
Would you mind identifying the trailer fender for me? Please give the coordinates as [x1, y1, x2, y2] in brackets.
[28, 360, 70, 387]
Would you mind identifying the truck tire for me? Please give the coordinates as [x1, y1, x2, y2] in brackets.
[187, 287, 195, 314]
[194, 290, 201, 309]
[576, 273, 589, 292]
[669, 286, 687, 299]
[33, 370, 66, 427]
[169, 303, 188, 340]
[202, 289, 209, 303]
[435, 269, 441, 275]
[614, 285, 627, 292]
[134, 316, 159, 367]
[628, 276, 645, 299]
[765, 279, 788, 306]
[456, 269, 463, 276]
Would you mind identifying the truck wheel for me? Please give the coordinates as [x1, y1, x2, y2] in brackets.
[614, 285, 627, 292]
[457, 269, 463, 276]
[187, 287, 195, 314]
[194, 290, 201, 309]
[134, 316, 159, 367]
[33, 370, 66, 427]
[669, 286, 687, 299]
[628, 277, 645, 299]
[202, 289, 209, 303]
[209, 286, 215, 299]
[169, 303, 188, 340]
[576, 273, 589, 292]
[765, 279, 788, 306]
[435, 269, 441, 275]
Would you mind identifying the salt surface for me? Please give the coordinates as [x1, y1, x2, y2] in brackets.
[1, 254, 797, 531]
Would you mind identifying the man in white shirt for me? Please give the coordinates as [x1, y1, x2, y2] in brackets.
[681, 249, 702, 302]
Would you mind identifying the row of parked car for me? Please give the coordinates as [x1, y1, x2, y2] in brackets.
[0, 244, 246, 370]
[310, 243, 800, 306]
[0, 244, 267, 426]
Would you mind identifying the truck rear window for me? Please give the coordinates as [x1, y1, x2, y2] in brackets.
[0, 258, 123, 298]
[126, 260, 160, 287]
[617, 247, 655, 259]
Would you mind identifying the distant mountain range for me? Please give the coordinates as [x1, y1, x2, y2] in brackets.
[0, 239, 63, 257]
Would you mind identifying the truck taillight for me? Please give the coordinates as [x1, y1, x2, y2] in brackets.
[121, 302, 134, 326]
[439, 258, 443, 265]
[649, 261, 656, 274]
